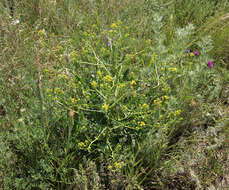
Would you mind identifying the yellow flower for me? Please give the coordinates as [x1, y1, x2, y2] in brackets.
[69, 97, 76, 103]
[162, 95, 169, 100]
[97, 70, 102, 77]
[122, 105, 127, 110]
[142, 103, 149, 109]
[38, 29, 45, 37]
[130, 80, 136, 85]
[103, 75, 113, 82]
[110, 23, 117, 28]
[78, 142, 85, 147]
[46, 88, 52, 93]
[91, 81, 97, 88]
[57, 74, 64, 79]
[114, 161, 124, 170]
[54, 87, 63, 94]
[117, 20, 122, 25]
[101, 47, 106, 53]
[174, 110, 181, 116]
[114, 162, 121, 169]
[139, 121, 146, 127]
[147, 39, 151, 44]
[43, 69, 49, 73]
[119, 83, 126, 88]
[70, 51, 77, 58]
[125, 33, 129, 38]
[168, 67, 178, 72]
[154, 98, 162, 106]
[116, 144, 122, 150]
[190, 52, 195, 57]
[102, 103, 109, 111]
[83, 31, 88, 36]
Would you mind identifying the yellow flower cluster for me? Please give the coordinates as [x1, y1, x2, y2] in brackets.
[108, 161, 125, 170]
[102, 103, 109, 111]
[70, 51, 77, 58]
[101, 47, 106, 53]
[154, 98, 162, 106]
[168, 110, 182, 118]
[126, 54, 134, 60]
[78, 142, 85, 148]
[162, 95, 169, 100]
[116, 144, 122, 150]
[110, 23, 118, 29]
[174, 110, 181, 116]
[38, 29, 46, 37]
[97, 70, 102, 77]
[130, 80, 137, 85]
[114, 161, 124, 169]
[190, 52, 195, 57]
[46, 88, 52, 94]
[68, 39, 72, 44]
[54, 87, 64, 95]
[69, 97, 76, 104]
[138, 121, 146, 127]
[122, 105, 127, 110]
[83, 31, 89, 37]
[168, 67, 178, 72]
[110, 20, 122, 29]
[118, 83, 126, 88]
[125, 33, 129, 38]
[43, 68, 49, 73]
[91, 81, 97, 88]
[57, 74, 68, 80]
[140, 103, 149, 110]
[147, 39, 151, 44]
[103, 75, 113, 82]
[78, 140, 90, 150]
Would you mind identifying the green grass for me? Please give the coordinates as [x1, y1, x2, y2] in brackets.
[0, 0, 229, 189]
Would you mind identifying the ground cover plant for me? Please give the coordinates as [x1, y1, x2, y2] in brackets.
[0, 0, 229, 189]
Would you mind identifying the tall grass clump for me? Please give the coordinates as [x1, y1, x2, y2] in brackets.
[173, 0, 229, 27]
[0, 0, 229, 189]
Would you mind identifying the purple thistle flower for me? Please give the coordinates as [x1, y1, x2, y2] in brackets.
[194, 50, 199, 56]
[186, 49, 191, 53]
[104, 34, 111, 46]
[104, 34, 108, 40]
[208, 61, 214, 68]
[106, 40, 112, 46]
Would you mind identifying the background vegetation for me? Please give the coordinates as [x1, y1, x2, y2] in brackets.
[0, 0, 229, 189]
